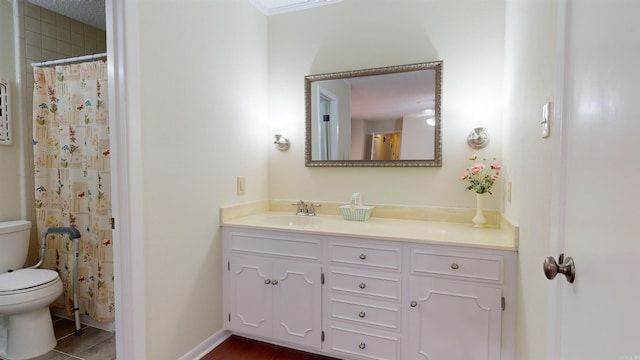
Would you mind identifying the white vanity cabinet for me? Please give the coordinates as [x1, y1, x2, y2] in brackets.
[222, 222, 517, 360]
[223, 228, 323, 349]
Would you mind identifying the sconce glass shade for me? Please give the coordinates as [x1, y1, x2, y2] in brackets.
[274, 134, 290, 151]
[467, 127, 489, 149]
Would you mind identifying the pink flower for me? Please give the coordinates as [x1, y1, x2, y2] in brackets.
[461, 156, 502, 195]
[470, 163, 484, 174]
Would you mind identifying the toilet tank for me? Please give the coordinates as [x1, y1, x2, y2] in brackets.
[0, 220, 32, 273]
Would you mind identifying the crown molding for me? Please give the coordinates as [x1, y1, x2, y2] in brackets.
[249, 0, 342, 16]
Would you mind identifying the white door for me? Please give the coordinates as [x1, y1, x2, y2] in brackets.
[551, 1, 640, 359]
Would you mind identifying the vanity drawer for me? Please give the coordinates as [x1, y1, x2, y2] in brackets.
[329, 296, 401, 331]
[328, 324, 400, 360]
[411, 249, 504, 283]
[329, 269, 401, 301]
[329, 241, 401, 271]
[227, 231, 321, 261]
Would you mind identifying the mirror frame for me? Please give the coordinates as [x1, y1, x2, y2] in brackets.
[305, 61, 442, 167]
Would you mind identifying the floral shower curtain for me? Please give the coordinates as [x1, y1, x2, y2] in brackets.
[32, 60, 114, 322]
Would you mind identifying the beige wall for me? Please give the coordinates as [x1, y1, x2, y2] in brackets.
[0, 0, 21, 222]
[134, 0, 269, 358]
[502, 0, 557, 359]
[267, 0, 506, 210]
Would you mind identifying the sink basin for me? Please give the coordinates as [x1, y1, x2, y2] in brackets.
[266, 215, 321, 226]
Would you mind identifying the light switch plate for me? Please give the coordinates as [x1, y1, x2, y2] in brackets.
[542, 102, 551, 138]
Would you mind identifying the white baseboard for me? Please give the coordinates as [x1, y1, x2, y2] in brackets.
[51, 306, 230, 360]
[178, 329, 232, 360]
[51, 308, 115, 332]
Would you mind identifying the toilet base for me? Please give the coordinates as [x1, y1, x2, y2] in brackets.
[0, 306, 56, 360]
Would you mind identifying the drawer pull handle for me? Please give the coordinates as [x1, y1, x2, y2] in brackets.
[410, 300, 418, 307]
[359, 342, 366, 350]
[271, 279, 278, 285]
[264, 279, 271, 285]
[358, 311, 366, 318]
[451, 263, 460, 270]
[359, 253, 367, 260]
[359, 282, 367, 289]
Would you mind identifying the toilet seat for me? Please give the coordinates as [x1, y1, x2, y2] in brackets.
[0, 269, 62, 314]
[0, 269, 60, 294]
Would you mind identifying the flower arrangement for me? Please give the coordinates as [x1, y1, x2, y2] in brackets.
[461, 154, 501, 195]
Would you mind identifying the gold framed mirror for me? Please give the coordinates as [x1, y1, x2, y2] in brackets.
[305, 61, 442, 167]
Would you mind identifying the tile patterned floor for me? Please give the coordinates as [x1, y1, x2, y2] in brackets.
[30, 316, 116, 360]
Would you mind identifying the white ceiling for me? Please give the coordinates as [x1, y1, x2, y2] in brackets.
[27, 0, 106, 31]
[349, 70, 436, 122]
[26, 0, 341, 31]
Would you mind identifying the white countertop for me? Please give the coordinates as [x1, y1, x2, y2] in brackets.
[222, 211, 518, 251]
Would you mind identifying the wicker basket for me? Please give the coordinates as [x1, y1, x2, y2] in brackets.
[339, 192, 374, 221]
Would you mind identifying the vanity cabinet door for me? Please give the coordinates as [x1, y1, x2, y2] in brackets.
[272, 260, 323, 349]
[228, 254, 273, 339]
[408, 276, 502, 360]
[228, 253, 323, 349]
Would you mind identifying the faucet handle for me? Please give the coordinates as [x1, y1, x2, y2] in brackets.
[308, 203, 321, 216]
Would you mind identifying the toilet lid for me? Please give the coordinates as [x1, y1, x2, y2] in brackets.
[0, 269, 60, 293]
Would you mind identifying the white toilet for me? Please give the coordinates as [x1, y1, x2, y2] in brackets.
[0, 220, 63, 360]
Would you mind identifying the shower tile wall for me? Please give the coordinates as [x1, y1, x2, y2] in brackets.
[21, 2, 107, 94]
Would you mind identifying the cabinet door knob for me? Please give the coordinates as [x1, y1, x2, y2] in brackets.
[359, 282, 367, 289]
[359, 253, 367, 260]
[358, 311, 366, 318]
[359, 342, 366, 350]
[450, 263, 459, 270]
[271, 279, 278, 285]
[264, 279, 271, 285]
[410, 300, 418, 307]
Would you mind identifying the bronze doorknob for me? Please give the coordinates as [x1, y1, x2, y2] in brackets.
[544, 253, 576, 283]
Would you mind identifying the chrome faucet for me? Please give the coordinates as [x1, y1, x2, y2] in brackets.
[292, 200, 321, 216]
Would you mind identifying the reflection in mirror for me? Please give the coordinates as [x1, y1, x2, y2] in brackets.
[305, 61, 442, 167]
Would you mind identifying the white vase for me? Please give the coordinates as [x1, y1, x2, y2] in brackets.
[472, 193, 487, 228]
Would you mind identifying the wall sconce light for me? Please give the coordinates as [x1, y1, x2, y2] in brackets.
[274, 134, 290, 151]
[467, 127, 489, 149]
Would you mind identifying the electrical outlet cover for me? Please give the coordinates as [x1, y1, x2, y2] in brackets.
[237, 176, 246, 195]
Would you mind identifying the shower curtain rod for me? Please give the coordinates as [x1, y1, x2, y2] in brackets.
[31, 52, 107, 67]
